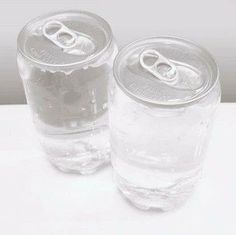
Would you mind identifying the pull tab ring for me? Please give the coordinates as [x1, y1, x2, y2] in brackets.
[43, 20, 78, 49]
[140, 49, 178, 84]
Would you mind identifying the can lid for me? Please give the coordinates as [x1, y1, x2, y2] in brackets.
[18, 11, 113, 69]
[114, 37, 219, 106]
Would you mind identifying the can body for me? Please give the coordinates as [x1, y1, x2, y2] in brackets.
[109, 37, 221, 210]
[17, 11, 118, 174]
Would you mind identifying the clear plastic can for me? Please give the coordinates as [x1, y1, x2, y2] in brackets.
[109, 37, 221, 210]
[17, 11, 118, 174]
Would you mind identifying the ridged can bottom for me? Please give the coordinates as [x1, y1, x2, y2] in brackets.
[39, 126, 110, 175]
[114, 170, 201, 211]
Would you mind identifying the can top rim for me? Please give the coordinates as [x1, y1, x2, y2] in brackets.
[17, 10, 113, 69]
[113, 36, 220, 107]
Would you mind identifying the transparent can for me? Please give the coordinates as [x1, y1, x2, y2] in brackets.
[109, 37, 221, 210]
[17, 11, 118, 174]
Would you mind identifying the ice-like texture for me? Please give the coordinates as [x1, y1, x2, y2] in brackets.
[109, 79, 221, 210]
[18, 42, 117, 173]
[18, 57, 110, 133]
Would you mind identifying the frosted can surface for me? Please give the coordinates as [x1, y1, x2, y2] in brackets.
[109, 37, 220, 210]
[17, 11, 118, 174]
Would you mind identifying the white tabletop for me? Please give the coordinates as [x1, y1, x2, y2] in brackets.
[0, 104, 235, 235]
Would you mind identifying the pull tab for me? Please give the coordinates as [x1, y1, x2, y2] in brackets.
[43, 21, 78, 49]
[140, 49, 178, 84]
[42, 20, 96, 57]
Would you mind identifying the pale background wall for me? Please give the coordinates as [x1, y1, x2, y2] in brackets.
[1, 0, 235, 104]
